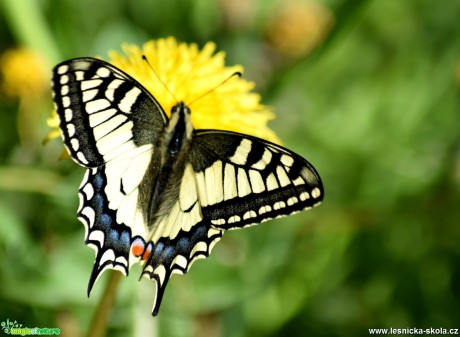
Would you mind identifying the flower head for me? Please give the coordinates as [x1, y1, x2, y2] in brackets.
[109, 37, 278, 142]
[47, 37, 279, 143]
[0, 48, 48, 98]
[1, 48, 49, 147]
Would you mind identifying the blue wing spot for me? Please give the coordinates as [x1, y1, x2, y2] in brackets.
[120, 231, 131, 247]
[108, 229, 131, 251]
[153, 242, 164, 256]
[93, 172, 105, 190]
[160, 246, 175, 260]
[100, 213, 112, 228]
[109, 229, 120, 243]
[191, 225, 206, 240]
[177, 237, 189, 251]
[93, 194, 105, 211]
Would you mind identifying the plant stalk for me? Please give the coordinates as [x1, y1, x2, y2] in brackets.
[87, 271, 122, 337]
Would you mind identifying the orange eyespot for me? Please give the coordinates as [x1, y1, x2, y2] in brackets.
[142, 242, 153, 261]
[131, 238, 146, 257]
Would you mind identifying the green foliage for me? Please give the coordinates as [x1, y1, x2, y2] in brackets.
[0, 0, 459, 336]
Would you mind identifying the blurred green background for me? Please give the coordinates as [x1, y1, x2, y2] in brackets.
[1, 0, 459, 336]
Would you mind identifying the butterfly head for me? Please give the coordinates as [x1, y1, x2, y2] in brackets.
[171, 101, 191, 116]
[166, 102, 194, 154]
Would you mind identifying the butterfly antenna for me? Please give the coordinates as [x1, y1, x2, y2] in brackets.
[187, 71, 242, 107]
[142, 55, 178, 103]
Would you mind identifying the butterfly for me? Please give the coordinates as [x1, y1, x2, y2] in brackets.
[51, 57, 324, 316]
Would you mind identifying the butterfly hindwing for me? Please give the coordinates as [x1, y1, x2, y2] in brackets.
[189, 130, 323, 229]
[78, 166, 133, 293]
[78, 146, 157, 292]
[140, 220, 223, 315]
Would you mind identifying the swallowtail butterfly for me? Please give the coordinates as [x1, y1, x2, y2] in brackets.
[51, 57, 323, 315]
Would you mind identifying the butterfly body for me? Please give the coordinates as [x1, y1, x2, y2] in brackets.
[141, 102, 192, 226]
[51, 57, 323, 315]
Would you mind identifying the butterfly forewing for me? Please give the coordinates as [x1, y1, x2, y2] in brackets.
[52, 58, 168, 167]
[189, 130, 323, 229]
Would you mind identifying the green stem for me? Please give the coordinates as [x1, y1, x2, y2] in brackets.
[0, 0, 61, 64]
[87, 271, 122, 337]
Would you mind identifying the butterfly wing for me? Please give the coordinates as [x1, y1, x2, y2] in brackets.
[138, 159, 224, 315]
[52, 58, 168, 292]
[189, 130, 324, 229]
[140, 219, 223, 316]
[140, 129, 323, 315]
[52, 57, 168, 167]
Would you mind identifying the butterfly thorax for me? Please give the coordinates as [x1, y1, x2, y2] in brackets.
[142, 102, 194, 227]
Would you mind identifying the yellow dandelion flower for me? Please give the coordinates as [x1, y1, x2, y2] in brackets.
[0, 48, 48, 98]
[109, 37, 279, 142]
[1, 48, 49, 147]
[44, 110, 70, 161]
[47, 37, 280, 144]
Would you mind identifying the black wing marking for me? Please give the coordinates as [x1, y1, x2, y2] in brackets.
[140, 221, 223, 316]
[51, 57, 168, 167]
[78, 166, 133, 294]
[188, 130, 324, 229]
